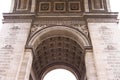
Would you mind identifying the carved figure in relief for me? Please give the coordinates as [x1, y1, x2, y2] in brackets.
[2, 45, 13, 49]
[10, 26, 20, 30]
[105, 45, 116, 50]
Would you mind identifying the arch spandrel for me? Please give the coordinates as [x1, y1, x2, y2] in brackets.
[27, 25, 91, 50]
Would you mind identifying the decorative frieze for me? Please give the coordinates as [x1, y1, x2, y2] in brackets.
[38, 1, 83, 13]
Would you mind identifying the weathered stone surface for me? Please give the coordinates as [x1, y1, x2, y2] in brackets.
[85, 49, 97, 80]
[0, 23, 31, 80]
[88, 22, 120, 80]
[18, 49, 33, 80]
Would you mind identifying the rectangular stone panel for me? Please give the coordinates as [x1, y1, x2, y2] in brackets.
[18, 49, 33, 80]
[88, 21, 120, 80]
[92, 0, 103, 9]
[0, 22, 31, 80]
[39, 2, 51, 12]
[17, 0, 29, 10]
[54, 2, 66, 12]
[68, 2, 81, 12]
[89, 0, 107, 12]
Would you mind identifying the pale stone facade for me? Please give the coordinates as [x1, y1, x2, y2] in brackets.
[0, 0, 119, 80]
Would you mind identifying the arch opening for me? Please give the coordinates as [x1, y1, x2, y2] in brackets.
[43, 69, 77, 80]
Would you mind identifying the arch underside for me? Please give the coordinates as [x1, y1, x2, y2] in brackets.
[33, 36, 86, 80]
[27, 26, 91, 80]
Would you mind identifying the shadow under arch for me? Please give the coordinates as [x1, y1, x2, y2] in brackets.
[27, 25, 91, 50]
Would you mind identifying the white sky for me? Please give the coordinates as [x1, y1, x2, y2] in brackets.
[0, 0, 12, 28]
[43, 69, 77, 80]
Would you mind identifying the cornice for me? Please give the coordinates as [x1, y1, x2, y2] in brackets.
[84, 12, 118, 18]
[3, 13, 35, 19]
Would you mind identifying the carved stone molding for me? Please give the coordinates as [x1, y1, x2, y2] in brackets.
[87, 18, 118, 23]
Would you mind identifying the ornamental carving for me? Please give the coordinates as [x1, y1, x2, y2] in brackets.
[31, 24, 48, 34]
[38, 1, 82, 13]
[39, 2, 51, 12]
[31, 24, 88, 37]
[72, 24, 88, 37]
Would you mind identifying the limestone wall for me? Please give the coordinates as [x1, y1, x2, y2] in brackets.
[88, 18, 120, 80]
[0, 22, 31, 80]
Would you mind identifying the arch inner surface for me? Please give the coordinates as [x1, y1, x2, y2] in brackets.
[32, 36, 86, 80]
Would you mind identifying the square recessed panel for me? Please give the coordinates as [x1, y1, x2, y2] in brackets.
[93, 0, 103, 9]
[16, 0, 29, 11]
[54, 2, 66, 12]
[91, 0, 105, 10]
[39, 2, 51, 12]
[69, 2, 81, 12]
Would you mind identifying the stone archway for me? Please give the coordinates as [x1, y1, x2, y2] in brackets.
[33, 36, 85, 80]
[27, 26, 92, 80]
